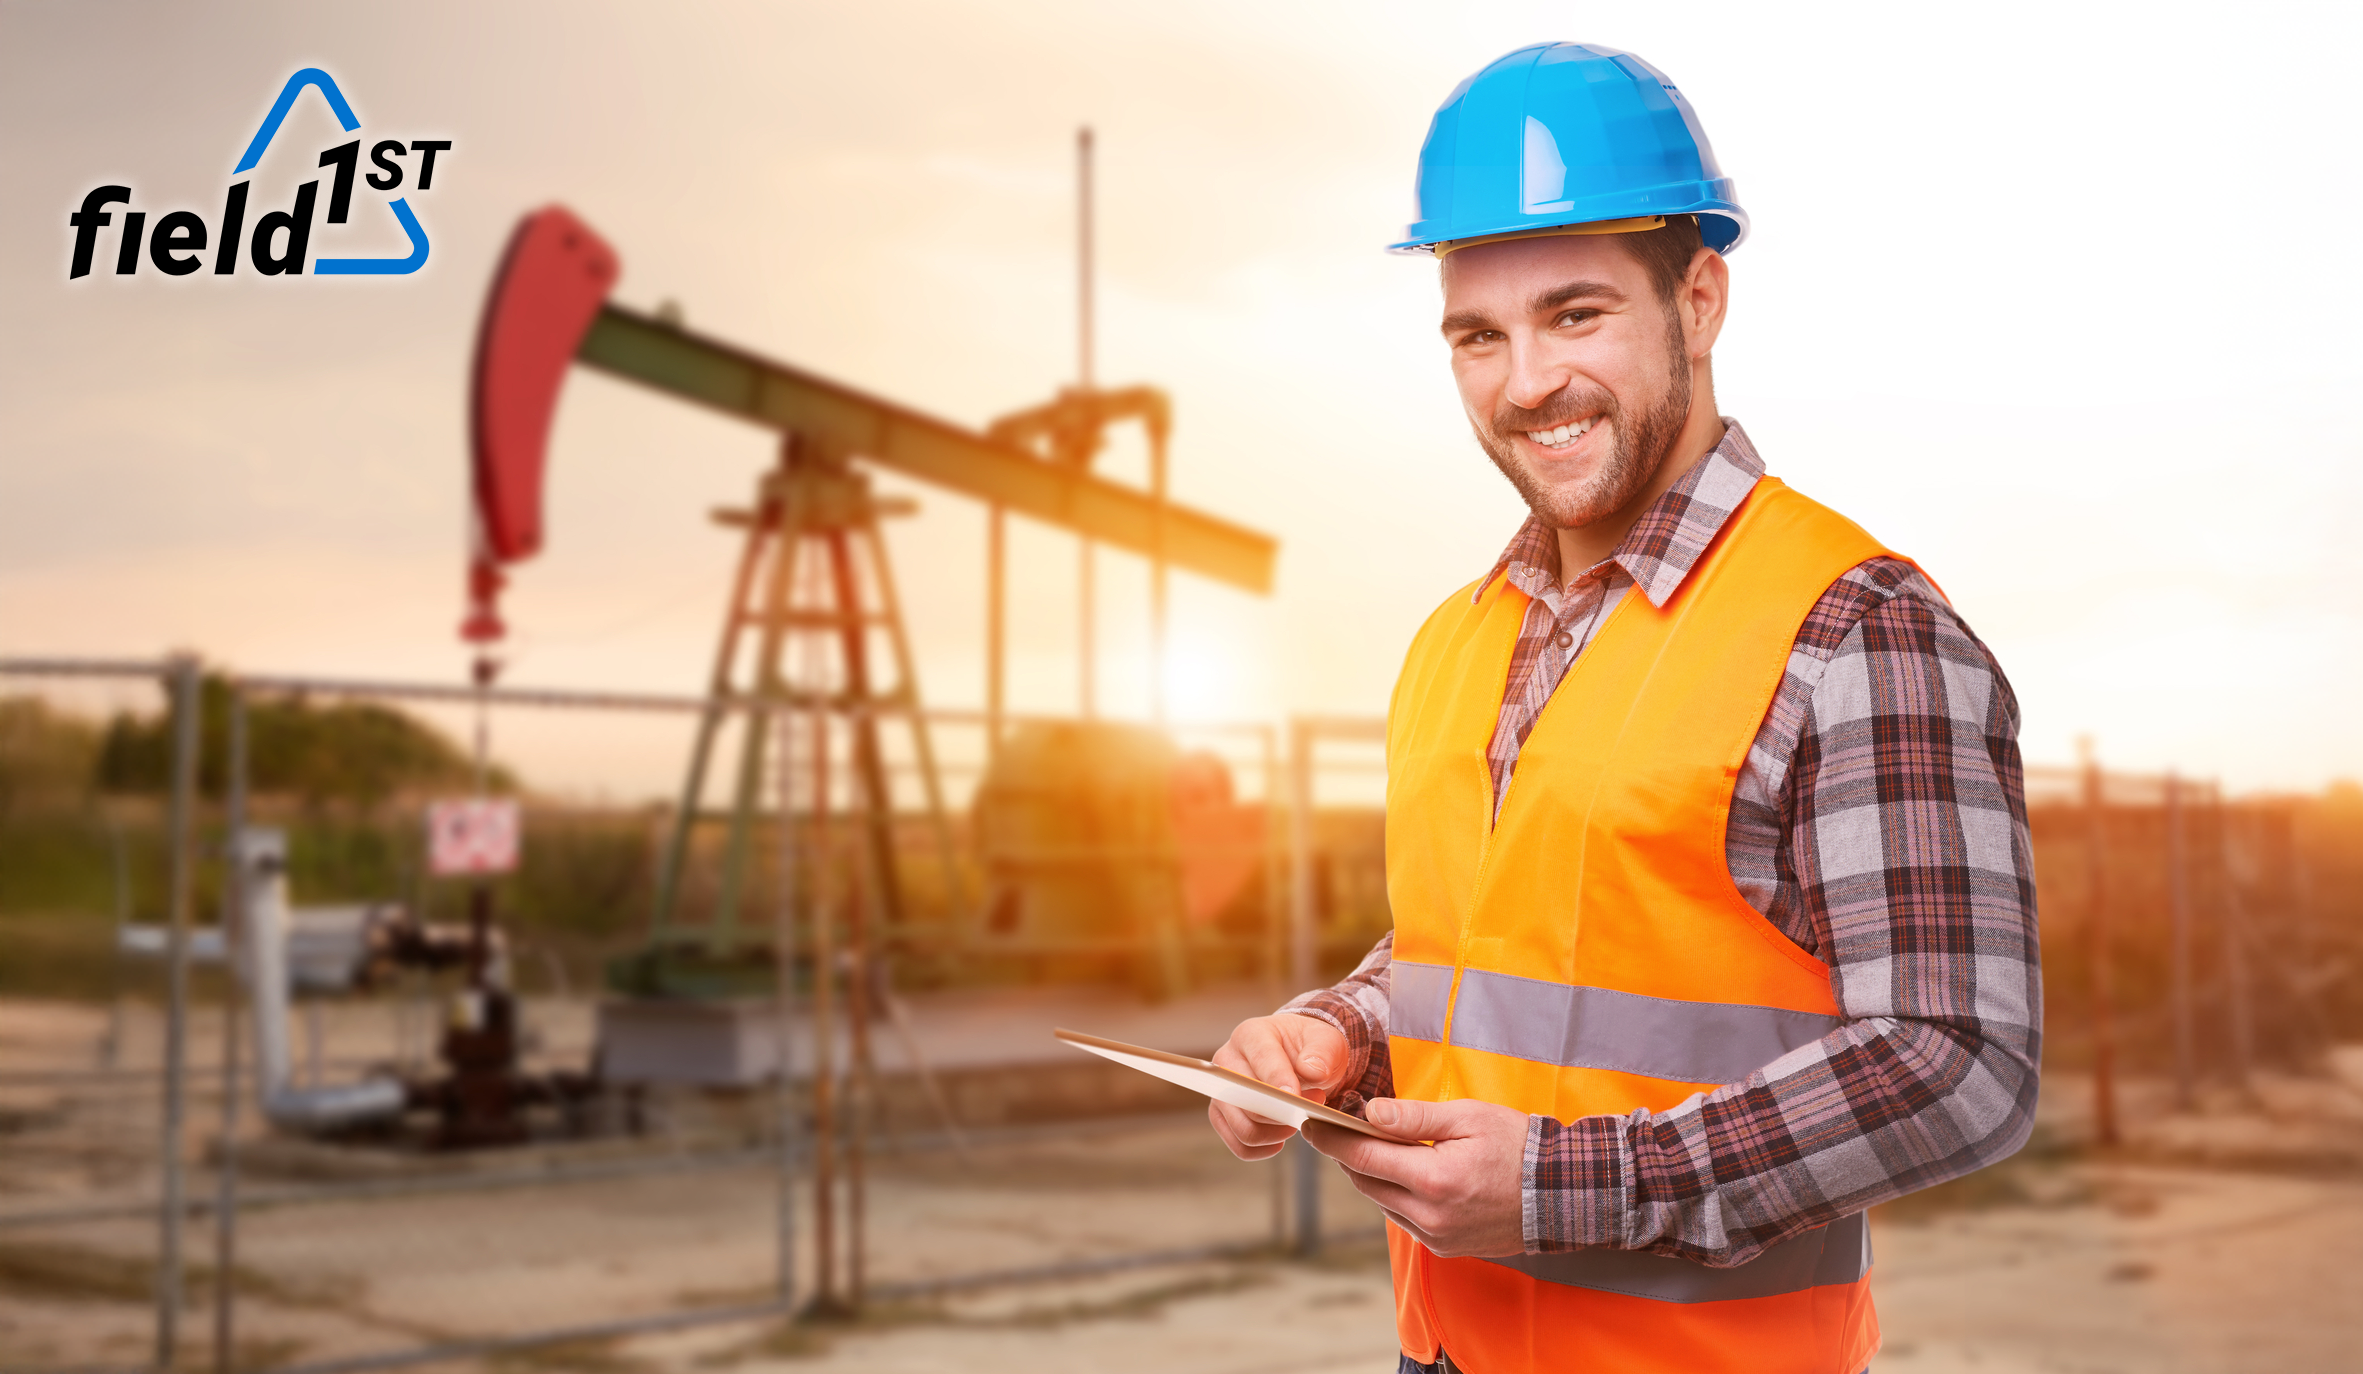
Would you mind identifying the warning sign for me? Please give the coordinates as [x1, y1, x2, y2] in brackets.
[426, 799, 520, 876]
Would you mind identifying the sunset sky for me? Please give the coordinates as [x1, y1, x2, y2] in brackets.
[3, 0, 2356, 798]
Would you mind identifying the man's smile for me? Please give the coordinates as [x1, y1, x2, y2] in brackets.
[1521, 414, 1600, 454]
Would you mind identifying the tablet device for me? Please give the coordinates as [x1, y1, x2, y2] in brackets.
[1053, 1027, 1415, 1142]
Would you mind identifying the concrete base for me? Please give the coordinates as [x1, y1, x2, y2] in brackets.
[598, 997, 785, 1086]
[597, 982, 1277, 1090]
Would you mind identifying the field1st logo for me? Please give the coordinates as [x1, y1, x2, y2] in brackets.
[67, 68, 450, 280]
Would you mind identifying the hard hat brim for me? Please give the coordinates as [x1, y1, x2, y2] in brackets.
[1390, 194, 1749, 257]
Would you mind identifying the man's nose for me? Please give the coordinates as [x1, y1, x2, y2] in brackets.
[1503, 335, 1568, 412]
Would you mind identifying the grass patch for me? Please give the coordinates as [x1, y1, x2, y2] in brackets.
[693, 1307, 884, 1367]
[698, 1320, 834, 1365]
[491, 1335, 657, 1374]
[0, 1237, 365, 1317]
[0, 911, 133, 1002]
[228, 1335, 313, 1373]
[0, 911, 252, 1004]
[693, 1266, 1275, 1365]
[967, 1268, 1268, 1329]
[0, 1237, 155, 1304]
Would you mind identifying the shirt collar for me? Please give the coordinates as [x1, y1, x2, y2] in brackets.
[1476, 418, 1766, 610]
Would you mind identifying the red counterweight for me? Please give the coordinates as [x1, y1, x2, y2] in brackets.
[464, 206, 619, 645]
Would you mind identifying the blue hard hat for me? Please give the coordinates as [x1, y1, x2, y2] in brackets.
[1391, 43, 1748, 255]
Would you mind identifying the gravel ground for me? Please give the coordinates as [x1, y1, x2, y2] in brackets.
[9, 998, 2362, 1374]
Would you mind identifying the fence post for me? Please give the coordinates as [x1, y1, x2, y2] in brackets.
[2166, 772, 2196, 1112]
[212, 690, 249, 1374]
[156, 654, 203, 1370]
[1286, 720, 1322, 1256]
[2078, 742, 2119, 1147]
[1288, 720, 1317, 998]
[1261, 724, 1284, 993]
[2217, 793, 2256, 1096]
[1261, 725, 1288, 1252]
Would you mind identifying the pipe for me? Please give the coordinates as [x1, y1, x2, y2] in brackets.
[236, 829, 407, 1131]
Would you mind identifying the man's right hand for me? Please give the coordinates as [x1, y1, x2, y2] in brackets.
[1207, 1012, 1350, 1161]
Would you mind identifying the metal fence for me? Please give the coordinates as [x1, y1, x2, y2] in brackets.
[11, 657, 2352, 1374]
[1, 657, 205, 1374]
[2021, 759, 2350, 1144]
[0, 655, 1390, 1374]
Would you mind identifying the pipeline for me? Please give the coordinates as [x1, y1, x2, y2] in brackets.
[233, 829, 408, 1131]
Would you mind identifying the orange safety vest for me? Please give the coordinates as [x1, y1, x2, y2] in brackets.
[1383, 478, 1890, 1374]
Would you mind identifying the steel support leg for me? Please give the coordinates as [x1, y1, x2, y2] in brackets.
[1291, 1136, 1322, 1257]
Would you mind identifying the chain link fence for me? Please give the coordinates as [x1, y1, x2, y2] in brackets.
[2022, 760, 2362, 1138]
[1, 657, 1390, 1374]
[12, 658, 2360, 1373]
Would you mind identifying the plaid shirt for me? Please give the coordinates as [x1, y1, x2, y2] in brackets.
[1284, 420, 2041, 1266]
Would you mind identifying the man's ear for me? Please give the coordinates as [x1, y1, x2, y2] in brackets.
[1681, 247, 1731, 360]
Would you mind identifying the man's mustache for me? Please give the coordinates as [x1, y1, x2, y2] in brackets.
[1489, 389, 1615, 438]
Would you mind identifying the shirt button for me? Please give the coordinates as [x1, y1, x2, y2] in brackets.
[1555, 631, 1574, 648]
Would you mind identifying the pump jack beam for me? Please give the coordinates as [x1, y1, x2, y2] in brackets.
[573, 304, 1274, 595]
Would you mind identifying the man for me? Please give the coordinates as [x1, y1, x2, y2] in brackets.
[1206, 43, 2040, 1374]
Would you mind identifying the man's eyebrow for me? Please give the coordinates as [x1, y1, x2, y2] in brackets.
[1441, 279, 1631, 336]
[1529, 279, 1628, 313]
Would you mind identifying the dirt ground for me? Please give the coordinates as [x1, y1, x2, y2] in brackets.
[7, 998, 2362, 1374]
[493, 1157, 2363, 1374]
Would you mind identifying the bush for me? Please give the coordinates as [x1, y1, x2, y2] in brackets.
[0, 697, 99, 817]
[93, 675, 511, 807]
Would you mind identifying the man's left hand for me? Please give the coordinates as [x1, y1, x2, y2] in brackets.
[1301, 1097, 1530, 1258]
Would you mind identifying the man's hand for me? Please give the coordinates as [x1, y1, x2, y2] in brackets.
[1303, 1097, 1529, 1258]
[1206, 1013, 1349, 1161]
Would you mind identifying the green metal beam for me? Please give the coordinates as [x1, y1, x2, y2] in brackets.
[575, 304, 1277, 595]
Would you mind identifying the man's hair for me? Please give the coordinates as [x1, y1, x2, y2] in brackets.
[1619, 214, 1706, 306]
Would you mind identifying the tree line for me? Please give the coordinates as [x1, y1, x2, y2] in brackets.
[0, 676, 512, 814]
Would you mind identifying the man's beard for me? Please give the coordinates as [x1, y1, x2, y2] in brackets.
[1474, 318, 1693, 531]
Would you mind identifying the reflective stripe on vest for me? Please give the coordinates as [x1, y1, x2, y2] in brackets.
[1395, 958, 1859, 1304]
[1484, 1210, 1871, 1304]
[1392, 961, 1842, 1086]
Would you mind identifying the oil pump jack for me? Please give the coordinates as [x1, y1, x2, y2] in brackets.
[462, 204, 1277, 1019]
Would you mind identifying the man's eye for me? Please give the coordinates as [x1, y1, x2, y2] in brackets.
[1555, 310, 1598, 328]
